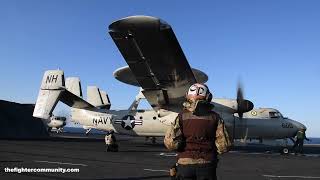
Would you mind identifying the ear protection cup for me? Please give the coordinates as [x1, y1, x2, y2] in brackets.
[186, 83, 213, 102]
[202, 84, 212, 102]
[206, 91, 212, 102]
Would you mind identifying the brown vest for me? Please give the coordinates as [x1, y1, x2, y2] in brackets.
[177, 110, 219, 162]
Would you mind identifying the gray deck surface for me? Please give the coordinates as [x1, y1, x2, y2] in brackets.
[1, 133, 319, 180]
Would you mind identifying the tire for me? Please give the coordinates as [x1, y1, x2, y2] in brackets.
[282, 147, 289, 155]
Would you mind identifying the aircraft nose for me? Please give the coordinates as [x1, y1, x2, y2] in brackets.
[287, 119, 307, 136]
[291, 120, 306, 130]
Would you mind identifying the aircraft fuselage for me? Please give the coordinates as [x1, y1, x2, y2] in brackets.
[71, 107, 303, 140]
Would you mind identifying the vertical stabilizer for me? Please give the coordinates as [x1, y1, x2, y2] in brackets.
[87, 86, 104, 107]
[100, 91, 111, 110]
[33, 70, 65, 119]
[66, 77, 82, 97]
[33, 70, 95, 120]
[87, 86, 111, 109]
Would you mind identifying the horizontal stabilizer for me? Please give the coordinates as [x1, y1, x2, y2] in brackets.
[33, 70, 95, 119]
[60, 90, 95, 109]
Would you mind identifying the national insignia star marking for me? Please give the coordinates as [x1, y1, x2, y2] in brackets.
[122, 116, 134, 129]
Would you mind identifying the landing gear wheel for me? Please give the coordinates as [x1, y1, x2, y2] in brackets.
[281, 147, 289, 155]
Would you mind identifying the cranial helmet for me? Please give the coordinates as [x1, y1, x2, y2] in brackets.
[186, 83, 212, 102]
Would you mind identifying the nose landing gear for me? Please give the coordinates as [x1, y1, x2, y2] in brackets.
[280, 138, 290, 155]
[281, 147, 289, 155]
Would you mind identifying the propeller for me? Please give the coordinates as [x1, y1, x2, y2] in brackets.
[236, 82, 254, 119]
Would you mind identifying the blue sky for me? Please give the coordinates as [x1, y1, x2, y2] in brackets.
[0, 0, 319, 136]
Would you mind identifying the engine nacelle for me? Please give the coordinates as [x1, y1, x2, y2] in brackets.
[212, 98, 253, 114]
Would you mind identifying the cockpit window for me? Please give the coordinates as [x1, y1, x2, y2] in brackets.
[269, 112, 282, 118]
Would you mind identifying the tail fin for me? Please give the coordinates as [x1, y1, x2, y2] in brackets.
[100, 91, 111, 109]
[33, 70, 65, 119]
[33, 70, 94, 119]
[87, 86, 111, 109]
[65, 77, 82, 97]
[87, 86, 103, 107]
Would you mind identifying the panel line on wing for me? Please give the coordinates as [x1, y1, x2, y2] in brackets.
[129, 35, 161, 89]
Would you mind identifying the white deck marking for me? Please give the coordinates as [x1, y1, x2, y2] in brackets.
[34, 160, 88, 167]
[229, 151, 320, 157]
[144, 169, 169, 172]
[159, 152, 177, 157]
[263, 175, 320, 179]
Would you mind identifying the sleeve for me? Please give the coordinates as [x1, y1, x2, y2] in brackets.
[164, 114, 183, 151]
[215, 112, 233, 154]
[304, 133, 309, 141]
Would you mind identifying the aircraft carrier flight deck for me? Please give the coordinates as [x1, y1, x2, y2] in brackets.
[1, 133, 320, 180]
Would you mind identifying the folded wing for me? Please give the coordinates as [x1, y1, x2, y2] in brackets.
[109, 16, 206, 111]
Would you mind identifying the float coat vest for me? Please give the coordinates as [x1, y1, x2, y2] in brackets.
[177, 110, 219, 162]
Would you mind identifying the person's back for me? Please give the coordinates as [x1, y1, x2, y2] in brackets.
[165, 83, 222, 180]
[177, 109, 219, 165]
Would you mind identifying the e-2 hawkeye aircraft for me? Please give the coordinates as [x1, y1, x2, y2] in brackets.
[33, 16, 306, 151]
